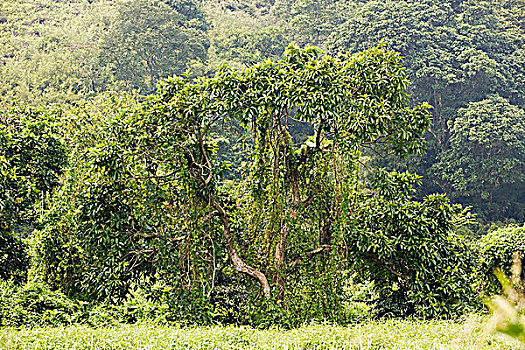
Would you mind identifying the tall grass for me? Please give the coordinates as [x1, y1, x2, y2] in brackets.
[1, 317, 523, 349]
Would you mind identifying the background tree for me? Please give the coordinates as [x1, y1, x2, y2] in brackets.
[432, 96, 525, 221]
[326, 0, 525, 223]
[271, 0, 351, 47]
[0, 0, 117, 105]
[211, 26, 288, 68]
[98, 0, 209, 94]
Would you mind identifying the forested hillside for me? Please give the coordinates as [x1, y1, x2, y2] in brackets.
[1, 0, 525, 331]
[2, 0, 524, 223]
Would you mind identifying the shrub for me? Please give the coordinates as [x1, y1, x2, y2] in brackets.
[345, 170, 478, 318]
[0, 281, 81, 327]
[476, 224, 525, 296]
[0, 229, 28, 284]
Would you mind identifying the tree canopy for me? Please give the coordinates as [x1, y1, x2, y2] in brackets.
[99, 0, 209, 93]
[326, 0, 525, 222]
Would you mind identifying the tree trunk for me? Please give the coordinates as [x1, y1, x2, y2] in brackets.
[214, 200, 271, 298]
[273, 223, 288, 301]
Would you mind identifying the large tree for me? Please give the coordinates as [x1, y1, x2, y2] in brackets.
[37, 45, 473, 320]
[432, 96, 525, 221]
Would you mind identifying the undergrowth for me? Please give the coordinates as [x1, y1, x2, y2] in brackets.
[1, 317, 523, 350]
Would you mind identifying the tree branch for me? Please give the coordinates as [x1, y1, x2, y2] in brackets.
[213, 199, 271, 299]
[288, 245, 332, 268]
[364, 253, 408, 282]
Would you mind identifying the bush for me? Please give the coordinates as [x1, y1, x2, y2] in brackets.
[0, 229, 29, 284]
[0, 280, 178, 328]
[346, 170, 478, 318]
[0, 281, 81, 327]
[476, 224, 525, 296]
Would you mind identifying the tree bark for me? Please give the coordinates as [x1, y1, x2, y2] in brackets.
[213, 200, 271, 299]
[273, 223, 288, 301]
[288, 245, 332, 268]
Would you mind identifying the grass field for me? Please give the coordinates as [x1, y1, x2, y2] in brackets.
[1, 317, 523, 350]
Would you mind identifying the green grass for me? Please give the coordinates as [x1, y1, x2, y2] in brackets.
[1, 317, 523, 349]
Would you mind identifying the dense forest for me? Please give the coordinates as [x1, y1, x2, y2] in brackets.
[1, 0, 525, 329]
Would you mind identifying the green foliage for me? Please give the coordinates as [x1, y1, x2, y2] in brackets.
[0, 280, 80, 327]
[99, 0, 209, 93]
[0, 319, 522, 349]
[211, 26, 288, 68]
[326, 0, 525, 223]
[0, 0, 207, 104]
[0, 0, 118, 105]
[197, 43, 429, 321]
[345, 169, 476, 318]
[0, 102, 66, 284]
[272, 0, 351, 48]
[432, 96, 525, 221]
[0, 280, 176, 328]
[0, 103, 66, 225]
[3, 0, 525, 325]
[484, 252, 525, 345]
[328, 0, 525, 132]
[32, 91, 230, 302]
[32, 94, 159, 300]
[203, 0, 282, 68]
[476, 224, 525, 296]
[0, 229, 28, 284]
[34, 44, 433, 325]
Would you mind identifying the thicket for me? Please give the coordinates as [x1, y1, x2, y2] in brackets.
[476, 224, 525, 297]
[33, 44, 440, 323]
[0, 103, 66, 284]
